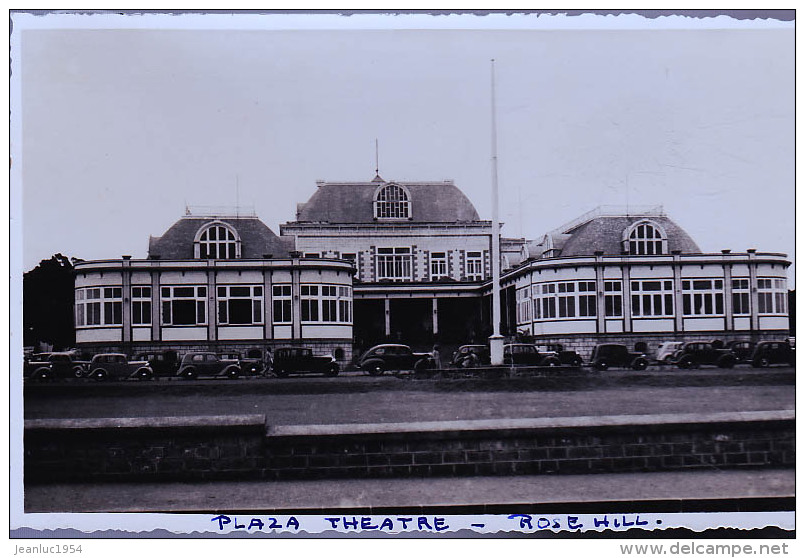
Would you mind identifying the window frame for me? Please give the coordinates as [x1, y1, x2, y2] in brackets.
[373, 183, 411, 220]
[217, 285, 264, 326]
[161, 285, 208, 326]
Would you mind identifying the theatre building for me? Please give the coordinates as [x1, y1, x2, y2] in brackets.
[73, 210, 355, 362]
[281, 177, 502, 349]
[72, 178, 791, 362]
[500, 206, 791, 355]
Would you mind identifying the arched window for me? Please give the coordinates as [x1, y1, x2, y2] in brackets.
[374, 183, 411, 219]
[195, 223, 241, 259]
[624, 221, 667, 255]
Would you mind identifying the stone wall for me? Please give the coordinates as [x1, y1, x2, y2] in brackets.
[24, 411, 793, 484]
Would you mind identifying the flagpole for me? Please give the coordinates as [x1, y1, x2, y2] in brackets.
[489, 59, 504, 366]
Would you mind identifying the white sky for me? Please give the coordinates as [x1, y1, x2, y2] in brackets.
[11, 12, 795, 283]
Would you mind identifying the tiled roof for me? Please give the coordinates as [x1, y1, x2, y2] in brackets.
[558, 215, 701, 256]
[293, 180, 481, 223]
[147, 217, 294, 260]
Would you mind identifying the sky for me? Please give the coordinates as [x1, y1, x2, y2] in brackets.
[11, 12, 795, 284]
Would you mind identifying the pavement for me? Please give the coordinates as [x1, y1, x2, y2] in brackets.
[24, 468, 794, 514]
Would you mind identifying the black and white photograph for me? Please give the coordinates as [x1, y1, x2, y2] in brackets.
[9, 9, 795, 544]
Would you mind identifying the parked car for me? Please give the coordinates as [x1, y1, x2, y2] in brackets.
[24, 352, 89, 381]
[357, 344, 434, 376]
[241, 348, 269, 376]
[134, 350, 179, 377]
[449, 344, 491, 368]
[176, 352, 241, 380]
[503, 344, 561, 367]
[727, 340, 756, 364]
[86, 353, 154, 381]
[671, 342, 736, 369]
[589, 344, 649, 371]
[537, 343, 583, 367]
[655, 341, 683, 364]
[271, 347, 339, 377]
[751, 341, 795, 368]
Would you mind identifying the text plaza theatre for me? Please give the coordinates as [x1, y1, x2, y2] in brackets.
[73, 174, 790, 363]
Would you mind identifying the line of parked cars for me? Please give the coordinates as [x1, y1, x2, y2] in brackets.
[655, 340, 795, 369]
[23, 336, 795, 383]
[23, 347, 340, 382]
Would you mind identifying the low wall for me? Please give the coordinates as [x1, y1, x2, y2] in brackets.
[24, 411, 794, 483]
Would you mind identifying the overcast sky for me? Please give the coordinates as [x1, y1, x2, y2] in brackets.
[11, 13, 795, 283]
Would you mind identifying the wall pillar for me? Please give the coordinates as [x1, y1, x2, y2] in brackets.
[432, 297, 439, 336]
[263, 268, 273, 341]
[722, 250, 734, 332]
[121, 258, 131, 344]
[672, 250, 683, 333]
[150, 268, 161, 342]
[594, 251, 605, 334]
[207, 261, 217, 342]
[384, 297, 391, 337]
[622, 266, 632, 333]
[747, 249, 759, 332]
[292, 261, 302, 340]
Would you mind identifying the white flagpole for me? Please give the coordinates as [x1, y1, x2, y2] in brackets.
[489, 59, 504, 365]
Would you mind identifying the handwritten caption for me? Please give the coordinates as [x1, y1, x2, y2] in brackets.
[209, 513, 661, 534]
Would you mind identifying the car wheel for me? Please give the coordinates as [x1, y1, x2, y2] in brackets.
[72, 366, 85, 379]
[137, 368, 153, 381]
[325, 364, 339, 377]
[593, 359, 608, 371]
[717, 356, 735, 369]
[677, 357, 693, 370]
[227, 368, 240, 379]
[543, 357, 561, 367]
[632, 358, 648, 371]
[92, 368, 108, 381]
[758, 357, 770, 368]
[35, 368, 50, 381]
[182, 368, 197, 380]
[367, 363, 384, 376]
[571, 357, 583, 368]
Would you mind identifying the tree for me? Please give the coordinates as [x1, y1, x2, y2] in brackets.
[23, 253, 76, 349]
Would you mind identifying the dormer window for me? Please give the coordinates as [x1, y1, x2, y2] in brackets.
[194, 222, 241, 259]
[623, 221, 667, 255]
[374, 183, 411, 220]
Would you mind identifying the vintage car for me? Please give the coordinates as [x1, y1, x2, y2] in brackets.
[589, 344, 649, 371]
[241, 348, 269, 376]
[271, 347, 339, 377]
[750, 341, 795, 368]
[503, 344, 561, 367]
[727, 340, 756, 364]
[449, 344, 491, 368]
[176, 352, 241, 380]
[134, 350, 179, 377]
[671, 342, 736, 369]
[536, 343, 583, 367]
[655, 341, 683, 364]
[357, 344, 434, 376]
[24, 352, 89, 381]
[86, 353, 154, 381]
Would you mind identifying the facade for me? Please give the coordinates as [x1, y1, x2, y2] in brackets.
[73, 180, 791, 362]
[500, 207, 790, 357]
[281, 177, 500, 348]
[74, 211, 355, 362]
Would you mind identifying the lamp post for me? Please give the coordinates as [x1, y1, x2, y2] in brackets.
[489, 59, 504, 366]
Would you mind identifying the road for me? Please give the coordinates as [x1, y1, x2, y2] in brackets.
[22, 367, 795, 425]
